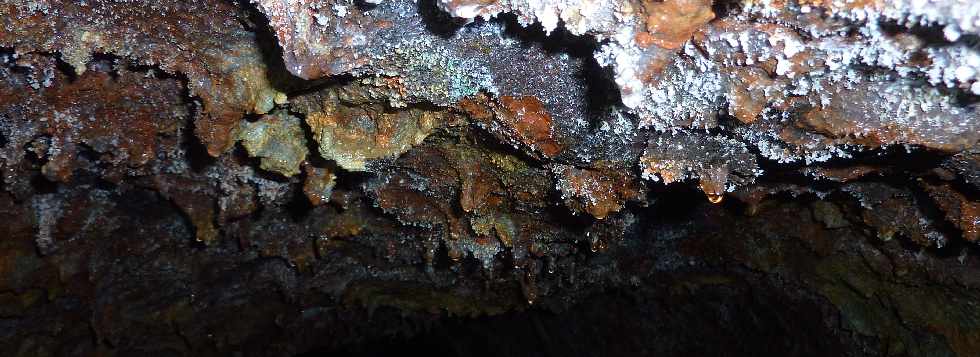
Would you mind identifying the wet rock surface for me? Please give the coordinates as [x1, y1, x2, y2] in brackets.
[1, 0, 979, 356]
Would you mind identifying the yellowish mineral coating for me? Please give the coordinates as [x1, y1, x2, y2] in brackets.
[306, 100, 445, 171]
[237, 112, 308, 177]
[469, 212, 516, 248]
[217, 53, 283, 116]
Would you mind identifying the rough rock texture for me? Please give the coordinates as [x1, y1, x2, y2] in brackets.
[238, 111, 308, 176]
[0, 0, 285, 155]
[1, 0, 979, 356]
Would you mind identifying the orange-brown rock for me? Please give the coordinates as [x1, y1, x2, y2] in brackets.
[922, 182, 980, 242]
[303, 164, 337, 206]
[639, 0, 715, 50]
[169, 187, 219, 245]
[0, 1, 283, 156]
[724, 67, 776, 124]
[0, 57, 187, 183]
[552, 165, 645, 219]
[495, 96, 562, 158]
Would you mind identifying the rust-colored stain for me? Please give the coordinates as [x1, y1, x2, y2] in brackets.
[497, 95, 562, 158]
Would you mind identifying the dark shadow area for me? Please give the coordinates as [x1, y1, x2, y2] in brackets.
[297, 195, 847, 357]
[417, 0, 469, 38]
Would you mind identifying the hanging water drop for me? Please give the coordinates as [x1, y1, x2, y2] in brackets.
[706, 193, 724, 204]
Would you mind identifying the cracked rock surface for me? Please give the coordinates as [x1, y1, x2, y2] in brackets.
[1, 0, 980, 356]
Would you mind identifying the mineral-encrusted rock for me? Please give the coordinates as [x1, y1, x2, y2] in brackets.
[3, 0, 980, 356]
[0, 0, 285, 155]
[0, 53, 188, 191]
[945, 148, 980, 189]
[237, 112, 308, 177]
[294, 83, 455, 171]
[303, 163, 337, 206]
[640, 131, 760, 200]
[922, 182, 980, 242]
[363, 125, 562, 269]
[843, 182, 948, 247]
[552, 164, 645, 219]
[489, 95, 564, 158]
[436, 0, 980, 162]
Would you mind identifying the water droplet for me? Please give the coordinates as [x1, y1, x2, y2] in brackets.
[448, 247, 462, 263]
[706, 193, 724, 204]
[590, 237, 607, 252]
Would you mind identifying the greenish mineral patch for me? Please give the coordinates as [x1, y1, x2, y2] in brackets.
[237, 112, 308, 177]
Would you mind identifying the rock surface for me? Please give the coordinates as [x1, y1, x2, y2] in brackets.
[1, 0, 979, 356]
